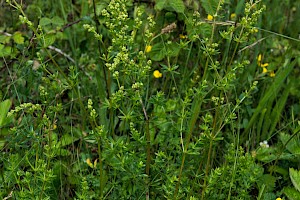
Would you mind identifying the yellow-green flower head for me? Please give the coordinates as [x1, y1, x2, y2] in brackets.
[276, 198, 282, 200]
[207, 14, 213, 21]
[145, 45, 152, 53]
[153, 70, 162, 78]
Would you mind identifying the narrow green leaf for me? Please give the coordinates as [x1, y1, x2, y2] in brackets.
[261, 104, 272, 139]
[0, 99, 12, 127]
[256, 107, 267, 140]
[269, 81, 292, 136]
[244, 58, 297, 135]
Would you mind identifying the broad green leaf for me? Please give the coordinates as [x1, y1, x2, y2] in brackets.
[262, 193, 276, 200]
[166, 42, 181, 57]
[257, 174, 276, 192]
[290, 168, 300, 192]
[51, 16, 64, 26]
[0, 35, 10, 44]
[0, 44, 12, 57]
[155, 0, 185, 13]
[255, 147, 277, 162]
[169, 0, 185, 13]
[0, 99, 12, 127]
[59, 133, 79, 147]
[200, 0, 219, 14]
[149, 43, 166, 61]
[39, 17, 52, 26]
[41, 33, 56, 47]
[270, 165, 289, 177]
[283, 187, 300, 200]
[186, 22, 212, 39]
[155, 0, 168, 11]
[279, 132, 300, 155]
[96, 1, 110, 16]
[12, 32, 25, 44]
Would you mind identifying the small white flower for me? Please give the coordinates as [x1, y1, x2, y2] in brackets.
[259, 140, 269, 148]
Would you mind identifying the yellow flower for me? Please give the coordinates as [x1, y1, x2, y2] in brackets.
[145, 45, 152, 53]
[52, 124, 57, 130]
[253, 28, 258, 33]
[262, 67, 268, 73]
[153, 70, 162, 78]
[261, 63, 269, 67]
[230, 13, 236, 20]
[207, 14, 213, 21]
[257, 54, 262, 63]
[257, 54, 269, 68]
[276, 198, 282, 200]
[179, 34, 187, 39]
[269, 71, 275, 77]
[93, 159, 98, 168]
[86, 158, 93, 168]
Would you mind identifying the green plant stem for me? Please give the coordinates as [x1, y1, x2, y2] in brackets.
[145, 119, 150, 199]
[139, 95, 151, 198]
[39, 173, 46, 200]
[201, 139, 213, 200]
[173, 92, 204, 199]
[145, 119, 150, 176]
[228, 26, 245, 68]
[98, 139, 104, 199]
[92, 0, 110, 100]
[110, 109, 115, 138]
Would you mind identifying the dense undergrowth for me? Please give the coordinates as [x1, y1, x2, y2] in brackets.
[1, 0, 300, 199]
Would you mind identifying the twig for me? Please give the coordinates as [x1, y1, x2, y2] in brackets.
[48, 45, 75, 63]
[238, 37, 268, 53]
[3, 190, 13, 200]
